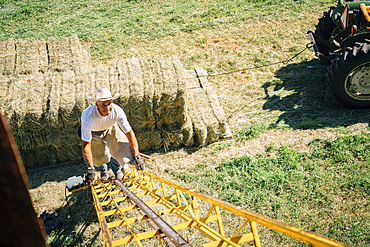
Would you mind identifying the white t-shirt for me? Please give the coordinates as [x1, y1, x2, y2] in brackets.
[81, 103, 131, 142]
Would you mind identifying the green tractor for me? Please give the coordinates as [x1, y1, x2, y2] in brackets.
[308, 0, 370, 108]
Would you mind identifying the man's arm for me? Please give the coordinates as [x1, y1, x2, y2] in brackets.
[125, 129, 144, 170]
[82, 140, 96, 182]
[82, 140, 94, 168]
[124, 129, 139, 157]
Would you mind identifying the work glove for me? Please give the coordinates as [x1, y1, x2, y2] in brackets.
[134, 155, 145, 170]
[86, 168, 96, 183]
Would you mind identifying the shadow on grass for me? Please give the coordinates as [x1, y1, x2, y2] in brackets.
[263, 59, 370, 129]
[47, 188, 101, 247]
[28, 162, 102, 246]
[27, 160, 86, 189]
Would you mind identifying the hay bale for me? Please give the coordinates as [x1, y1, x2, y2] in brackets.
[0, 41, 6, 74]
[4, 39, 15, 75]
[149, 129, 162, 150]
[172, 58, 188, 127]
[140, 58, 155, 130]
[109, 64, 119, 94]
[194, 86, 220, 143]
[135, 129, 152, 151]
[162, 127, 184, 150]
[160, 57, 179, 126]
[15, 39, 26, 74]
[56, 37, 72, 71]
[114, 59, 130, 112]
[44, 72, 62, 123]
[69, 34, 83, 71]
[7, 75, 27, 119]
[95, 65, 110, 89]
[47, 37, 58, 71]
[0, 75, 9, 114]
[27, 72, 45, 115]
[60, 105, 83, 162]
[127, 57, 146, 130]
[80, 49, 91, 74]
[48, 37, 76, 72]
[185, 70, 207, 146]
[75, 72, 87, 109]
[24, 39, 40, 74]
[149, 57, 164, 128]
[182, 114, 194, 146]
[83, 69, 96, 101]
[60, 70, 76, 110]
[195, 67, 230, 137]
[38, 39, 48, 73]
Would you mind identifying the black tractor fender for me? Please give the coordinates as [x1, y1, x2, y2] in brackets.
[341, 32, 370, 48]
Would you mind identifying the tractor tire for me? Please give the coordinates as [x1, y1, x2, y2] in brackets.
[314, 6, 340, 56]
[327, 39, 370, 108]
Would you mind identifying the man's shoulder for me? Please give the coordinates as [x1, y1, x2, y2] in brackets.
[81, 105, 96, 119]
[112, 103, 125, 114]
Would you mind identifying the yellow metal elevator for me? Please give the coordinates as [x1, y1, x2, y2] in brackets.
[70, 167, 347, 247]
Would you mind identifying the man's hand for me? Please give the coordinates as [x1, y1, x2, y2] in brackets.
[134, 155, 145, 170]
[86, 167, 96, 183]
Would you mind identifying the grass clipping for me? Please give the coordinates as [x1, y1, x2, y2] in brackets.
[0, 35, 230, 167]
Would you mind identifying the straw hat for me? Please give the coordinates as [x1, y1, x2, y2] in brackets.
[87, 88, 120, 103]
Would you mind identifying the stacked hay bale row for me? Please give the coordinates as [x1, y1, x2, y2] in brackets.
[92, 57, 192, 151]
[0, 35, 231, 167]
[94, 57, 231, 151]
[1, 71, 88, 167]
[0, 35, 91, 167]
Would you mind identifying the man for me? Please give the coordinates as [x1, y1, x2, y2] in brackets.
[81, 88, 144, 182]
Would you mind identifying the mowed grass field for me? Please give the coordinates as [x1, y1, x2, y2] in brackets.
[1, 0, 370, 246]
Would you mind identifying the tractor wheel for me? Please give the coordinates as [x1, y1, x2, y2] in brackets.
[327, 40, 370, 108]
[314, 6, 344, 56]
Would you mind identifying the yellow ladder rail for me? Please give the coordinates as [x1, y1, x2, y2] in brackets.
[82, 166, 347, 247]
[132, 168, 347, 247]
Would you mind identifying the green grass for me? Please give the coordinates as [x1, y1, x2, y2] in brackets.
[5, 0, 370, 246]
[0, 0, 334, 63]
[176, 133, 370, 246]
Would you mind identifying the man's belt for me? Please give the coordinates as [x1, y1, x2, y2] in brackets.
[91, 129, 107, 135]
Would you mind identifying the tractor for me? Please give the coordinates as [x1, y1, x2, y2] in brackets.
[308, 0, 370, 108]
